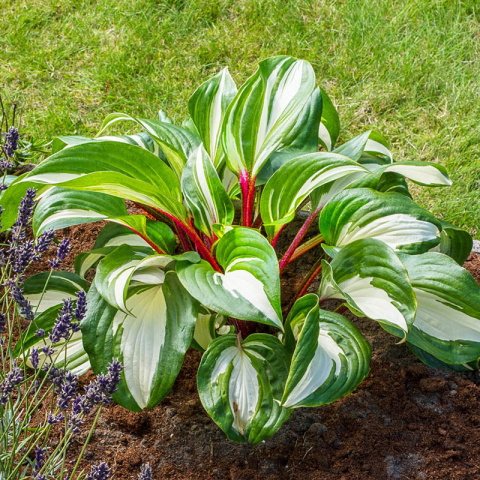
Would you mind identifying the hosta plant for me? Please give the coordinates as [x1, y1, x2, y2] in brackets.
[2, 56, 480, 444]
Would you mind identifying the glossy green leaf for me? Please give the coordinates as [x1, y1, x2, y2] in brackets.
[181, 146, 234, 239]
[434, 220, 473, 265]
[23, 271, 88, 314]
[188, 68, 237, 166]
[177, 228, 283, 329]
[260, 152, 370, 239]
[320, 188, 442, 254]
[282, 295, 371, 408]
[192, 310, 233, 351]
[222, 56, 316, 178]
[319, 239, 417, 337]
[400, 252, 480, 365]
[197, 333, 291, 444]
[98, 113, 201, 180]
[318, 87, 340, 151]
[82, 273, 198, 411]
[33, 187, 128, 235]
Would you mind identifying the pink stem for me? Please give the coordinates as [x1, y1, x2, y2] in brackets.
[271, 224, 286, 248]
[240, 172, 250, 227]
[279, 208, 320, 274]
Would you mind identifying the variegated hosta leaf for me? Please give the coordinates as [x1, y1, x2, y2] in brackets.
[52, 131, 161, 158]
[23, 271, 88, 314]
[333, 130, 392, 163]
[320, 188, 442, 254]
[181, 146, 234, 239]
[33, 188, 128, 235]
[378, 161, 451, 187]
[260, 152, 371, 239]
[197, 333, 291, 444]
[74, 223, 154, 278]
[82, 275, 198, 411]
[15, 272, 90, 375]
[399, 252, 480, 366]
[188, 68, 237, 167]
[319, 239, 417, 338]
[1, 141, 186, 231]
[407, 343, 479, 372]
[192, 310, 233, 351]
[222, 56, 316, 178]
[14, 306, 91, 376]
[98, 113, 201, 181]
[318, 87, 340, 151]
[433, 221, 473, 265]
[177, 228, 283, 329]
[281, 295, 371, 408]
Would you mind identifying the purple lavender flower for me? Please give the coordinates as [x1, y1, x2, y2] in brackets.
[138, 463, 152, 480]
[31, 347, 39, 369]
[14, 187, 36, 230]
[0, 312, 5, 334]
[68, 395, 84, 434]
[33, 446, 45, 478]
[35, 328, 45, 337]
[45, 365, 65, 394]
[0, 159, 14, 171]
[4, 126, 19, 157]
[47, 411, 64, 425]
[49, 238, 71, 269]
[49, 298, 74, 344]
[74, 290, 87, 322]
[57, 371, 78, 411]
[33, 229, 55, 260]
[0, 366, 23, 405]
[10, 238, 34, 275]
[41, 346, 54, 356]
[86, 462, 110, 480]
[0, 183, 7, 191]
[10, 282, 34, 320]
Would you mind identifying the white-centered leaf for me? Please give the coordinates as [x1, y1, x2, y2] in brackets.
[399, 252, 480, 366]
[318, 87, 340, 151]
[177, 228, 283, 329]
[319, 239, 417, 337]
[198, 333, 291, 444]
[260, 152, 370, 239]
[282, 295, 371, 408]
[188, 68, 237, 166]
[320, 188, 442, 254]
[82, 274, 197, 411]
[222, 56, 316, 178]
[181, 145, 234, 239]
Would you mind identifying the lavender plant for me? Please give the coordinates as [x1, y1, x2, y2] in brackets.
[0, 190, 123, 479]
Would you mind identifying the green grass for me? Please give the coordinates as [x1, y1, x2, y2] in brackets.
[2, 0, 479, 236]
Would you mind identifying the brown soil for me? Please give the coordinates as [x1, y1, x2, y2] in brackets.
[28, 217, 480, 480]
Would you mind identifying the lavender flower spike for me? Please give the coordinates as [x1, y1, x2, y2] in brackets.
[33, 446, 45, 478]
[0, 365, 23, 405]
[49, 298, 74, 344]
[86, 462, 110, 480]
[57, 371, 78, 411]
[49, 238, 71, 269]
[4, 126, 19, 157]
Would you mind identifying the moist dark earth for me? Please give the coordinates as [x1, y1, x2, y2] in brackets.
[29, 214, 480, 480]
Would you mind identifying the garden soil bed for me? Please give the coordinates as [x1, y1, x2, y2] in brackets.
[31, 216, 480, 480]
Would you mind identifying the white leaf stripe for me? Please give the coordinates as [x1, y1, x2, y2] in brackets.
[113, 286, 167, 409]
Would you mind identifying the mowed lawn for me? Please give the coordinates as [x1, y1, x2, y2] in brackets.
[2, 0, 479, 236]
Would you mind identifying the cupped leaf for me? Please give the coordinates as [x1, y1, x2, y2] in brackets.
[260, 152, 370, 239]
[400, 252, 480, 366]
[282, 295, 371, 408]
[188, 68, 237, 166]
[222, 56, 316, 178]
[22, 271, 88, 314]
[98, 113, 201, 180]
[197, 333, 291, 444]
[319, 239, 417, 337]
[318, 87, 340, 151]
[181, 146, 234, 239]
[82, 274, 198, 411]
[177, 228, 283, 329]
[33, 188, 128, 235]
[14, 305, 90, 376]
[320, 188, 442, 254]
[433, 220, 473, 265]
